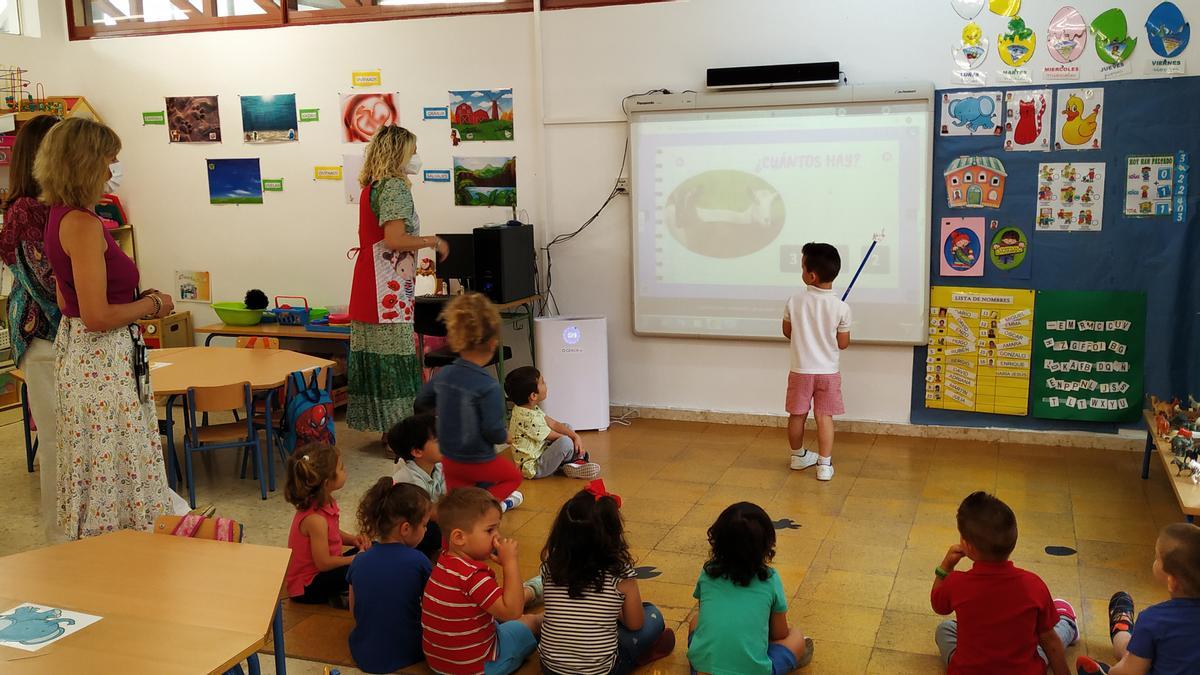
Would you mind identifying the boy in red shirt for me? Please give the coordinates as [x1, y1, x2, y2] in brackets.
[421, 487, 542, 675]
[931, 491, 1077, 675]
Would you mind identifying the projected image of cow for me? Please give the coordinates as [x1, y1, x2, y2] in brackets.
[664, 170, 784, 258]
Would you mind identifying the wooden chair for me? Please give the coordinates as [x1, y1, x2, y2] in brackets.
[153, 515, 280, 675]
[183, 382, 266, 508]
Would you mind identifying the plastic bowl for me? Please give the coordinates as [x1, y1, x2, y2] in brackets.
[213, 302, 264, 326]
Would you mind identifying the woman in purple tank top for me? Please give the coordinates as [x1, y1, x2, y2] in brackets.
[34, 117, 186, 539]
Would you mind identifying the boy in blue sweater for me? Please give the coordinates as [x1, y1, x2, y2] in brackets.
[414, 293, 523, 511]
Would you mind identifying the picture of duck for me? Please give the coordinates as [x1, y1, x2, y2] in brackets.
[1060, 95, 1100, 146]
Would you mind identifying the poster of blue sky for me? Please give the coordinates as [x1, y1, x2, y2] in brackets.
[240, 94, 298, 143]
[449, 88, 514, 142]
[207, 158, 263, 205]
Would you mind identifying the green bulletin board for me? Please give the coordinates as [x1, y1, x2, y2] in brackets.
[1030, 291, 1146, 422]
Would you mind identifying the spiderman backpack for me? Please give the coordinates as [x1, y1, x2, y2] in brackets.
[283, 368, 336, 454]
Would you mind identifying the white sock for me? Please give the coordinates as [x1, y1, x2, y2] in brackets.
[791, 448, 809, 456]
[817, 456, 832, 466]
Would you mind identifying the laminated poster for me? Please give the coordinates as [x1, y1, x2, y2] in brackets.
[1124, 155, 1174, 217]
[342, 153, 366, 204]
[206, 158, 263, 205]
[925, 286, 1035, 416]
[939, 91, 1003, 136]
[1053, 87, 1103, 151]
[989, 226, 1030, 278]
[1002, 89, 1051, 151]
[1035, 162, 1105, 232]
[1031, 290, 1146, 422]
[939, 217, 986, 277]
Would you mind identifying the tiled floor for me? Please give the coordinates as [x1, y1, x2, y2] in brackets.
[1, 415, 1182, 674]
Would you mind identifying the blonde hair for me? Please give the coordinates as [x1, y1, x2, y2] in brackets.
[442, 292, 501, 353]
[359, 125, 416, 188]
[33, 117, 122, 209]
[284, 443, 341, 510]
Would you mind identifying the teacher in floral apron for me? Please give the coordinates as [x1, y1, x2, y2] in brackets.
[348, 126, 447, 440]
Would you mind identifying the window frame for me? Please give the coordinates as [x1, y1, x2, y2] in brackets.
[67, 0, 669, 39]
[1, 0, 22, 36]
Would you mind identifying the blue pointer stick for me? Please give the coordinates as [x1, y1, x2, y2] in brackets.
[841, 234, 883, 302]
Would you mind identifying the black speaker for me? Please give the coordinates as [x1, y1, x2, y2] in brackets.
[473, 224, 535, 304]
[436, 233, 475, 281]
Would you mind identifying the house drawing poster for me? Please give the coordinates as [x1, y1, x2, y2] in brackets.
[449, 89, 514, 142]
[239, 94, 298, 143]
[939, 217, 986, 277]
[165, 96, 221, 143]
[938, 91, 1003, 137]
[0, 603, 103, 652]
[1002, 89, 1051, 151]
[1035, 162, 1105, 231]
[1054, 87, 1104, 150]
[1123, 155, 1174, 217]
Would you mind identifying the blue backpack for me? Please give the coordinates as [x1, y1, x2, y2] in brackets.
[283, 368, 335, 454]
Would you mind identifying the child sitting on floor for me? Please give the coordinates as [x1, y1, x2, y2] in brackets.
[414, 292, 524, 511]
[1076, 522, 1200, 675]
[503, 366, 600, 480]
[932, 491, 1077, 675]
[283, 443, 369, 609]
[539, 480, 674, 674]
[348, 479, 433, 674]
[688, 502, 812, 675]
[389, 413, 445, 559]
[421, 487, 543, 675]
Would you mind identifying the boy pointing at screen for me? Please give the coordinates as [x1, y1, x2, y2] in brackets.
[782, 242, 851, 481]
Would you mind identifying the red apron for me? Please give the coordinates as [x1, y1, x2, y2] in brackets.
[348, 183, 416, 324]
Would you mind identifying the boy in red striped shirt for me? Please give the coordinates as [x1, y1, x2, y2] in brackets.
[421, 487, 542, 674]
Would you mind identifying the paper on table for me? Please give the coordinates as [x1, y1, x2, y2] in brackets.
[0, 603, 103, 652]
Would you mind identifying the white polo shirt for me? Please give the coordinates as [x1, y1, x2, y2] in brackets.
[783, 286, 852, 374]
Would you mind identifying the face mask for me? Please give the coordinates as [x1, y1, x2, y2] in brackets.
[405, 154, 422, 176]
[104, 161, 123, 193]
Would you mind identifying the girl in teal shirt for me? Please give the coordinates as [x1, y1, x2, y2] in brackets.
[688, 502, 814, 675]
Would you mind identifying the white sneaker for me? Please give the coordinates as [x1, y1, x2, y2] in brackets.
[790, 450, 819, 471]
[502, 490, 524, 512]
[816, 463, 835, 481]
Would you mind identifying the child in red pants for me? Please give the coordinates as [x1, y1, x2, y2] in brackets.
[414, 293, 523, 511]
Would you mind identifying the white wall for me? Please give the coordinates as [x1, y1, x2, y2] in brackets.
[538, 0, 1200, 423]
[4, 0, 1197, 424]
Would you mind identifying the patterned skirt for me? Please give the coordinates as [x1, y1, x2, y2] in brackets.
[54, 317, 173, 539]
[348, 321, 422, 433]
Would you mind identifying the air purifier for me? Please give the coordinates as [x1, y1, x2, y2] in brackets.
[534, 316, 609, 431]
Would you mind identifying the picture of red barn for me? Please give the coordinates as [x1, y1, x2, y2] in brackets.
[449, 88, 514, 142]
[944, 155, 1007, 208]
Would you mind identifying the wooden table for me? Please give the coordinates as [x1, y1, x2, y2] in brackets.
[7, 368, 37, 474]
[1141, 410, 1200, 522]
[0, 530, 291, 674]
[152, 347, 334, 496]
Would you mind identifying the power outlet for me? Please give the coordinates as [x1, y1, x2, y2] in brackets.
[615, 177, 630, 194]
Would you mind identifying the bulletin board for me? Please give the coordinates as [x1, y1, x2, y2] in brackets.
[911, 76, 1199, 433]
